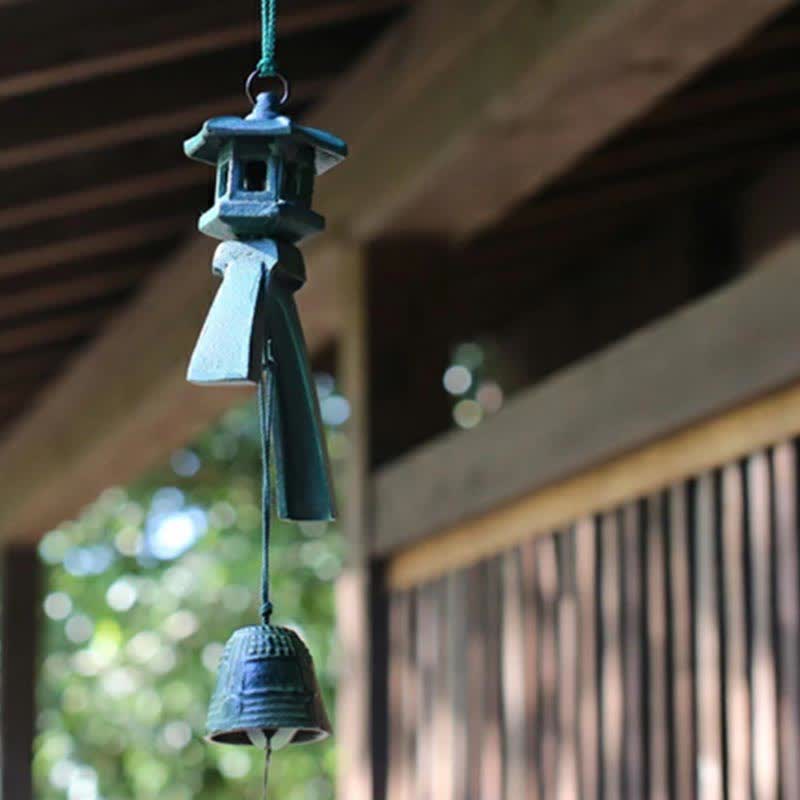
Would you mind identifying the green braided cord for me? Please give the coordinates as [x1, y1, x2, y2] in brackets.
[257, 0, 278, 76]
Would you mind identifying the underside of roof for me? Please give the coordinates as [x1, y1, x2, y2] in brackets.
[0, 0, 408, 430]
[0, 0, 798, 538]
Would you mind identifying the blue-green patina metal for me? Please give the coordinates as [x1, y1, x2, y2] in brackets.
[185, 91, 347, 522]
[185, 92, 346, 749]
[206, 625, 331, 747]
[184, 91, 346, 242]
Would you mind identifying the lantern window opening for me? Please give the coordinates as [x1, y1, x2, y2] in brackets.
[242, 160, 269, 193]
[217, 161, 230, 199]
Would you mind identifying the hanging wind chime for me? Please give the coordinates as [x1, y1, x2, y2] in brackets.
[183, 0, 347, 791]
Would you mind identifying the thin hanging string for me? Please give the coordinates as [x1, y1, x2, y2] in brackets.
[257, 0, 278, 77]
[257, 335, 276, 624]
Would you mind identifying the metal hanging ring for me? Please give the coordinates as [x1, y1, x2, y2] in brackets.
[246, 70, 291, 107]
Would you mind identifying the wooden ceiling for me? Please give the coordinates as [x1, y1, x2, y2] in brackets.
[0, 0, 409, 433]
[0, 0, 795, 540]
[422, 3, 800, 353]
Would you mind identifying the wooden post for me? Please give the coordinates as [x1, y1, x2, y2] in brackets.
[335, 241, 374, 800]
[1, 546, 40, 800]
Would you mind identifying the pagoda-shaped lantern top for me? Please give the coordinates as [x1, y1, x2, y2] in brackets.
[184, 92, 347, 243]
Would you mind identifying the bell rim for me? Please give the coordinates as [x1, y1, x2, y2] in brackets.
[204, 725, 331, 747]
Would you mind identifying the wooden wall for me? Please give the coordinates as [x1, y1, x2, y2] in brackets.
[384, 440, 800, 799]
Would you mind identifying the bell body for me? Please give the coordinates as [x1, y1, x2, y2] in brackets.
[207, 624, 332, 747]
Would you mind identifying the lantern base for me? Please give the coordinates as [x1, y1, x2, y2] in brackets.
[198, 199, 325, 243]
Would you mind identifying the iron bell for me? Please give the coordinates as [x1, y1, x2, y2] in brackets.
[207, 624, 331, 747]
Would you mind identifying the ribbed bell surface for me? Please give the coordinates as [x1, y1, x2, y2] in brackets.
[206, 624, 331, 746]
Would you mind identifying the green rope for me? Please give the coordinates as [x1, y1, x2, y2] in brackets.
[257, 0, 278, 77]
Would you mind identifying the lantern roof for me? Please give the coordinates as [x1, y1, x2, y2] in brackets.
[184, 92, 348, 175]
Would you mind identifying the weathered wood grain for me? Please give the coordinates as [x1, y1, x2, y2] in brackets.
[721, 463, 751, 800]
[555, 530, 579, 800]
[501, 548, 528, 800]
[772, 443, 800, 800]
[669, 484, 694, 800]
[575, 517, 599, 800]
[747, 453, 779, 800]
[537, 535, 559, 799]
[645, 495, 669, 800]
[694, 473, 724, 800]
[521, 539, 542, 800]
[600, 513, 623, 800]
[621, 503, 644, 800]
[379, 245, 800, 565]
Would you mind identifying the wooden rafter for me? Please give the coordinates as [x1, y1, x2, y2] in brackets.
[0, 266, 145, 323]
[0, 0, 409, 101]
[0, 218, 185, 279]
[0, 167, 203, 233]
[309, 0, 792, 239]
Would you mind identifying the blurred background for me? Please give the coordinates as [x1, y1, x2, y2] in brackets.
[33, 377, 348, 800]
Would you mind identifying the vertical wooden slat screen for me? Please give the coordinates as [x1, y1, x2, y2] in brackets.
[501, 549, 528, 800]
[466, 562, 486, 799]
[645, 495, 669, 800]
[773, 444, 800, 799]
[747, 453, 779, 800]
[600, 512, 624, 800]
[721, 463, 750, 800]
[522, 540, 542, 800]
[669, 483, 695, 800]
[385, 440, 799, 800]
[621, 504, 644, 800]
[537, 535, 559, 800]
[695, 472, 723, 800]
[416, 584, 435, 800]
[556, 530, 579, 800]
[575, 517, 599, 800]
[447, 572, 469, 800]
[481, 559, 504, 800]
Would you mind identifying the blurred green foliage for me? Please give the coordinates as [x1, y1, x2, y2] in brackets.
[33, 398, 349, 800]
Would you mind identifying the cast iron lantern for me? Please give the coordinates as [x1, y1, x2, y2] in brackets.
[184, 91, 346, 243]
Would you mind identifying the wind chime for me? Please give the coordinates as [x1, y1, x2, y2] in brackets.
[183, 0, 347, 791]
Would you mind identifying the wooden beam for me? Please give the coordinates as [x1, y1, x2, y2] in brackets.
[335, 242, 374, 800]
[0, 78, 324, 173]
[0, 266, 145, 323]
[0, 218, 184, 279]
[375, 237, 800, 557]
[386, 375, 800, 589]
[0, 347, 73, 384]
[0, 307, 111, 356]
[0, 166, 203, 234]
[0, 0, 407, 101]
[307, 0, 791, 240]
[1, 546, 40, 800]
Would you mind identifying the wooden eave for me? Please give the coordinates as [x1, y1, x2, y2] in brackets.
[0, 0, 797, 539]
